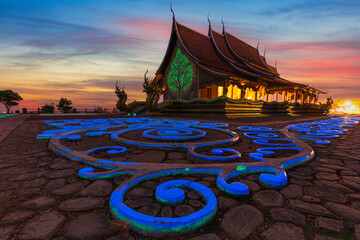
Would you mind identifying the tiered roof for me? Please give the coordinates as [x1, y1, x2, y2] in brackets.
[154, 14, 324, 94]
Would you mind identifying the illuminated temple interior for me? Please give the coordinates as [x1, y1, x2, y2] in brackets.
[153, 14, 325, 104]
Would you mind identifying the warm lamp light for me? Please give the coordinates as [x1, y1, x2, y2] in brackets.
[218, 86, 223, 96]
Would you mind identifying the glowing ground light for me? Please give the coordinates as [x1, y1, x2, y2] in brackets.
[287, 117, 360, 144]
[60, 134, 81, 141]
[37, 117, 359, 237]
[0, 114, 17, 118]
[110, 125, 240, 161]
[86, 146, 127, 156]
[85, 131, 104, 137]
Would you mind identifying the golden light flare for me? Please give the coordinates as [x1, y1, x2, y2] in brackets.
[331, 99, 360, 114]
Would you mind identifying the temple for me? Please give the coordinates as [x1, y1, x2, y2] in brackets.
[151, 13, 326, 115]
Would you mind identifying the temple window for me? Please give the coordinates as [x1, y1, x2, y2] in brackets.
[233, 85, 241, 99]
[218, 86, 223, 96]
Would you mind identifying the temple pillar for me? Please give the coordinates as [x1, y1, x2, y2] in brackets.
[262, 87, 266, 101]
[223, 80, 228, 97]
[258, 87, 261, 100]
[301, 93, 304, 104]
[282, 91, 286, 102]
[266, 94, 269, 102]
[294, 88, 298, 103]
[275, 92, 279, 102]
[314, 93, 319, 104]
[240, 88, 246, 99]
[239, 83, 245, 99]
[310, 93, 315, 104]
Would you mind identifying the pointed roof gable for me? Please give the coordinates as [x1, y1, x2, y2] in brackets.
[223, 32, 277, 74]
[175, 22, 235, 75]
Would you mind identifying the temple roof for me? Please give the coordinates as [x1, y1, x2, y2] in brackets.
[153, 15, 324, 93]
[176, 22, 235, 75]
[224, 32, 272, 71]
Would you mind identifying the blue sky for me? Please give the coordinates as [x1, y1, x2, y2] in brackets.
[0, 0, 359, 111]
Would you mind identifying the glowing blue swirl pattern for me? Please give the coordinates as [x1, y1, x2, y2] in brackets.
[287, 117, 360, 144]
[59, 134, 81, 141]
[110, 171, 218, 236]
[110, 125, 240, 161]
[142, 127, 206, 141]
[36, 116, 359, 237]
[86, 146, 128, 156]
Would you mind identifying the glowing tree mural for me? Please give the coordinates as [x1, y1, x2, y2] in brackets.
[168, 48, 193, 99]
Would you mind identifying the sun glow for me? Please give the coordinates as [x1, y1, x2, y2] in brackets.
[331, 100, 360, 114]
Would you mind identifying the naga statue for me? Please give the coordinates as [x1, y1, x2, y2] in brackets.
[143, 70, 163, 111]
[320, 97, 333, 115]
[115, 81, 127, 112]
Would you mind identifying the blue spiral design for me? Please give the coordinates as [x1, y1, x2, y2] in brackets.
[288, 117, 360, 144]
[39, 117, 360, 238]
[217, 174, 249, 195]
[86, 146, 127, 156]
[78, 167, 134, 180]
[238, 126, 274, 132]
[142, 127, 206, 141]
[110, 171, 218, 236]
[243, 132, 280, 139]
[59, 134, 81, 141]
[253, 139, 298, 147]
[190, 147, 241, 161]
[85, 131, 104, 137]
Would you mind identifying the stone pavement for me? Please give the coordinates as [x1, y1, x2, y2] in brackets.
[0, 115, 27, 142]
[0, 116, 359, 240]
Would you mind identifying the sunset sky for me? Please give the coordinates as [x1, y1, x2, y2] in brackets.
[1, 0, 359, 112]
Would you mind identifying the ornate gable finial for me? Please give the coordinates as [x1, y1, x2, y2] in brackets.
[221, 17, 225, 34]
[263, 48, 266, 57]
[207, 14, 212, 36]
[275, 60, 277, 68]
[257, 40, 260, 50]
[170, 2, 175, 19]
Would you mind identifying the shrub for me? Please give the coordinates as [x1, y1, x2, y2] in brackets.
[41, 103, 55, 113]
[57, 97, 73, 113]
[94, 106, 104, 113]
